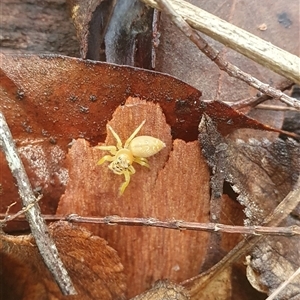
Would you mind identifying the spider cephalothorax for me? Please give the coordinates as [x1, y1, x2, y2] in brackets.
[97, 120, 166, 195]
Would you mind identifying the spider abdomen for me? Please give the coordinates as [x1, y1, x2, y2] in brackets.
[129, 136, 166, 158]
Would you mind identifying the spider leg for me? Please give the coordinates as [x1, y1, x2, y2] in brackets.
[97, 154, 115, 165]
[133, 157, 150, 168]
[95, 145, 117, 155]
[119, 169, 131, 195]
[124, 120, 146, 148]
[107, 125, 123, 149]
[128, 165, 136, 174]
[119, 166, 136, 195]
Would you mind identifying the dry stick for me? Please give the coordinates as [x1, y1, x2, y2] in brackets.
[0, 197, 42, 228]
[254, 104, 299, 112]
[224, 102, 300, 112]
[154, 0, 300, 109]
[0, 201, 17, 225]
[231, 79, 294, 109]
[0, 112, 76, 296]
[54, 215, 300, 236]
[183, 176, 300, 297]
[141, 0, 300, 85]
[2, 213, 299, 236]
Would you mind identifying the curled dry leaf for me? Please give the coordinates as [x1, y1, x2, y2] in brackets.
[101, 0, 155, 68]
[0, 221, 126, 300]
[247, 238, 300, 299]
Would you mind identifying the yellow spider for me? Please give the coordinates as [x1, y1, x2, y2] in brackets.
[97, 120, 166, 195]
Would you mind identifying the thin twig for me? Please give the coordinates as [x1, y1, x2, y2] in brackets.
[2, 213, 300, 237]
[224, 102, 299, 112]
[230, 79, 294, 109]
[154, 0, 300, 109]
[0, 202, 17, 228]
[141, 0, 300, 85]
[254, 104, 299, 111]
[0, 197, 42, 228]
[0, 111, 76, 295]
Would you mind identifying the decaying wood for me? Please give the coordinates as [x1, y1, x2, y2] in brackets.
[141, 0, 300, 85]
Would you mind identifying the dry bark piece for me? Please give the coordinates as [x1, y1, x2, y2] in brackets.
[68, 0, 155, 67]
[0, 221, 126, 300]
[67, 0, 114, 60]
[57, 97, 211, 297]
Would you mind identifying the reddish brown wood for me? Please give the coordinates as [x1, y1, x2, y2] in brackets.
[57, 97, 211, 297]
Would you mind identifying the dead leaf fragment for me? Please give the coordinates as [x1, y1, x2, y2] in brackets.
[257, 23, 268, 31]
[130, 280, 189, 300]
[248, 235, 300, 299]
[199, 113, 300, 225]
[0, 221, 126, 300]
[198, 113, 300, 298]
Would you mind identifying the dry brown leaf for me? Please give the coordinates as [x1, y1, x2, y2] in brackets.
[0, 53, 286, 233]
[0, 53, 201, 231]
[199, 113, 300, 224]
[0, 221, 126, 300]
[1, 3, 299, 299]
